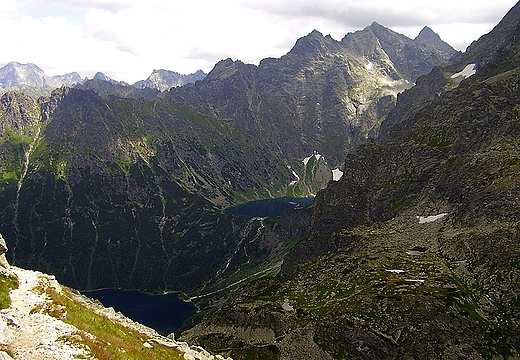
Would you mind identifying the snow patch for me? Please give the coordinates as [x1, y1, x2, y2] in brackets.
[282, 299, 294, 311]
[332, 168, 343, 181]
[386, 269, 405, 274]
[406, 250, 424, 255]
[417, 213, 448, 224]
[302, 152, 323, 167]
[451, 64, 476, 79]
[288, 167, 300, 186]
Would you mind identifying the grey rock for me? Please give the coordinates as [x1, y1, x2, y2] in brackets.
[0, 233, 9, 269]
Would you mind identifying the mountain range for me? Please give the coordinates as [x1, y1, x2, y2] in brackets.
[1, 3, 519, 358]
[0, 62, 82, 89]
[0, 62, 207, 97]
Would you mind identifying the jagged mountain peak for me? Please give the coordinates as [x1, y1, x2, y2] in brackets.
[1, 61, 45, 73]
[288, 29, 341, 57]
[341, 22, 458, 81]
[191, 69, 206, 77]
[204, 58, 254, 82]
[91, 71, 129, 86]
[170, 21, 460, 168]
[133, 68, 206, 91]
[379, 0, 520, 142]
[415, 25, 458, 57]
[93, 71, 111, 81]
[0, 62, 47, 88]
[367, 21, 403, 38]
[53, 71, 83, 84]
[368, 21, 388, 32]
[415, 25, 438, 41]
[307, 29, 325, 38]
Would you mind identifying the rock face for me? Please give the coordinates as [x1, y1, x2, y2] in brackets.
[0, 84, 313, 294]
[172, 24, 458, 167]
[177, 3, 520, 359]
[0, 234, 8, 270]
[341, 22, 459, 82]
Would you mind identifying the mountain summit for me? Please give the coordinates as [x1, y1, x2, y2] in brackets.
[133, 69, 206, 91]
[0, 62, 82, 90]
[341, 22, 460, 81]
[415, 25, 442, 43]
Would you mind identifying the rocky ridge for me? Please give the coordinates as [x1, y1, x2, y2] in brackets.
[171, 24, 458, 167]
[0, 62, 206, 99]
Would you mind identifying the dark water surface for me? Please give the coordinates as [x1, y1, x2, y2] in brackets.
[84, 289, 196, 336]
[225, 196, 314, 217]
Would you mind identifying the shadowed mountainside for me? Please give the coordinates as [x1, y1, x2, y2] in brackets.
[178, 3, 520, 359]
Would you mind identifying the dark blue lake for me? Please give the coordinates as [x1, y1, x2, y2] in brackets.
[83, 289, 196, 336]
[225, 196, 314, 217]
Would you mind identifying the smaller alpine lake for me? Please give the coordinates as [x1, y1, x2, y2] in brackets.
[84, 289, 196, 336]
[225, 196, 314, 217]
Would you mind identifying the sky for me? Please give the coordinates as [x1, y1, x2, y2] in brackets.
[0, 0, 518, 84]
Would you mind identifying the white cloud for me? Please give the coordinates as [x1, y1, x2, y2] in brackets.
[0, 0, 517, 83]
[19, 0, 134, 14]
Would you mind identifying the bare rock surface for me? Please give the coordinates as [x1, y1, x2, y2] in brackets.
[0, 267, 91, 359]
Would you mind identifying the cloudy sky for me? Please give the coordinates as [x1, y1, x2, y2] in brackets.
[1, 0, 517, 83]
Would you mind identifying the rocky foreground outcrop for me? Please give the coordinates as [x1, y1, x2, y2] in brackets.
[0, 233, 230, 360]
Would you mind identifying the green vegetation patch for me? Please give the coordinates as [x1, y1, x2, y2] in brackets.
[0, 272, 19, 309]
[45, 286, 185, 360]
